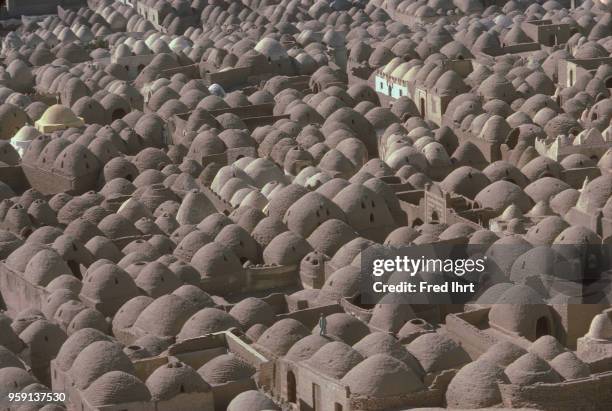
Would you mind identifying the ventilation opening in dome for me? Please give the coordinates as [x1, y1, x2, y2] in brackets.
[535, 316, 551, 339]
[287, 371, 296, 403]
[334, 403, 343, 411]
[112, 109, 126, 121]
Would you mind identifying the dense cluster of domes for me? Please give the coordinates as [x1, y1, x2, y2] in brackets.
[0, 0, 609, 409]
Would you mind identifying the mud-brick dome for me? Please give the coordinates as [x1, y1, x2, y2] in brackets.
[283, 191, 347, 238]
[254, 318, 310, 357]
[83, 371, 151, 406]
[446, 359, 508, 409]
[135, 261, 181, 298]
[6, 243, 48, 273]
[341, 354, 424, 398]
[190, 240, 244, 278]
[368, 297, 418, 334]
[35, 104, 84, 133]
[504, 353, 562, 385]
[0, 229, 22, 259]
[97, 213, 141, 239]
[306, 341, 363, 379]
[18, 319, 67, 363]
[586, 312, 612, 341]
[171, 284, 214, 310]
[407, 332, 470, 373]
[228, 297, 275, 328]
[0, 312, 23, 354]
[0, 367, 37, 395]
[549, 351, 590, 380]
[488, 285, 553, 340]
[474, 180, 534, 213]
[527, 335, 566, 360]
[312, 313, 370, 345]
[23, 248, 72, 286]
[53, 143, 101, 177]
[306, 219, 358, 257]
[80, 263, 140, 316]
[479, 341, 527, 367]
[0, 345, 23, 369]
[70, 340, 135, 389]
[134, 294, 196, 338]
[0, 103, 29, 140]
[263, 231, 313, 265]
[197, 353, 256, 385]
[439, 166, 490, 199]
[177, 307, 240, 340]
[112, 295, 154, 333]
[574, 174, 612, 214]
[146, 361, 210, 400]
[353, 332, 420, 370]
[284, 334, 331, 362]
[227, 390, 279, 411]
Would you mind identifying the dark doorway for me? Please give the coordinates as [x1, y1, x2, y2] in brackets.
[420, 97, 426, 116]
[430, 211, 439, 223]
[287, 371, 296, 403]
[535, 316, 550, 339]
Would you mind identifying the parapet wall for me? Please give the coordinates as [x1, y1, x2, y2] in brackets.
[446, 309, 501, 359]
[499, 371, 612, 411]
[0, 263, 50, 316]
